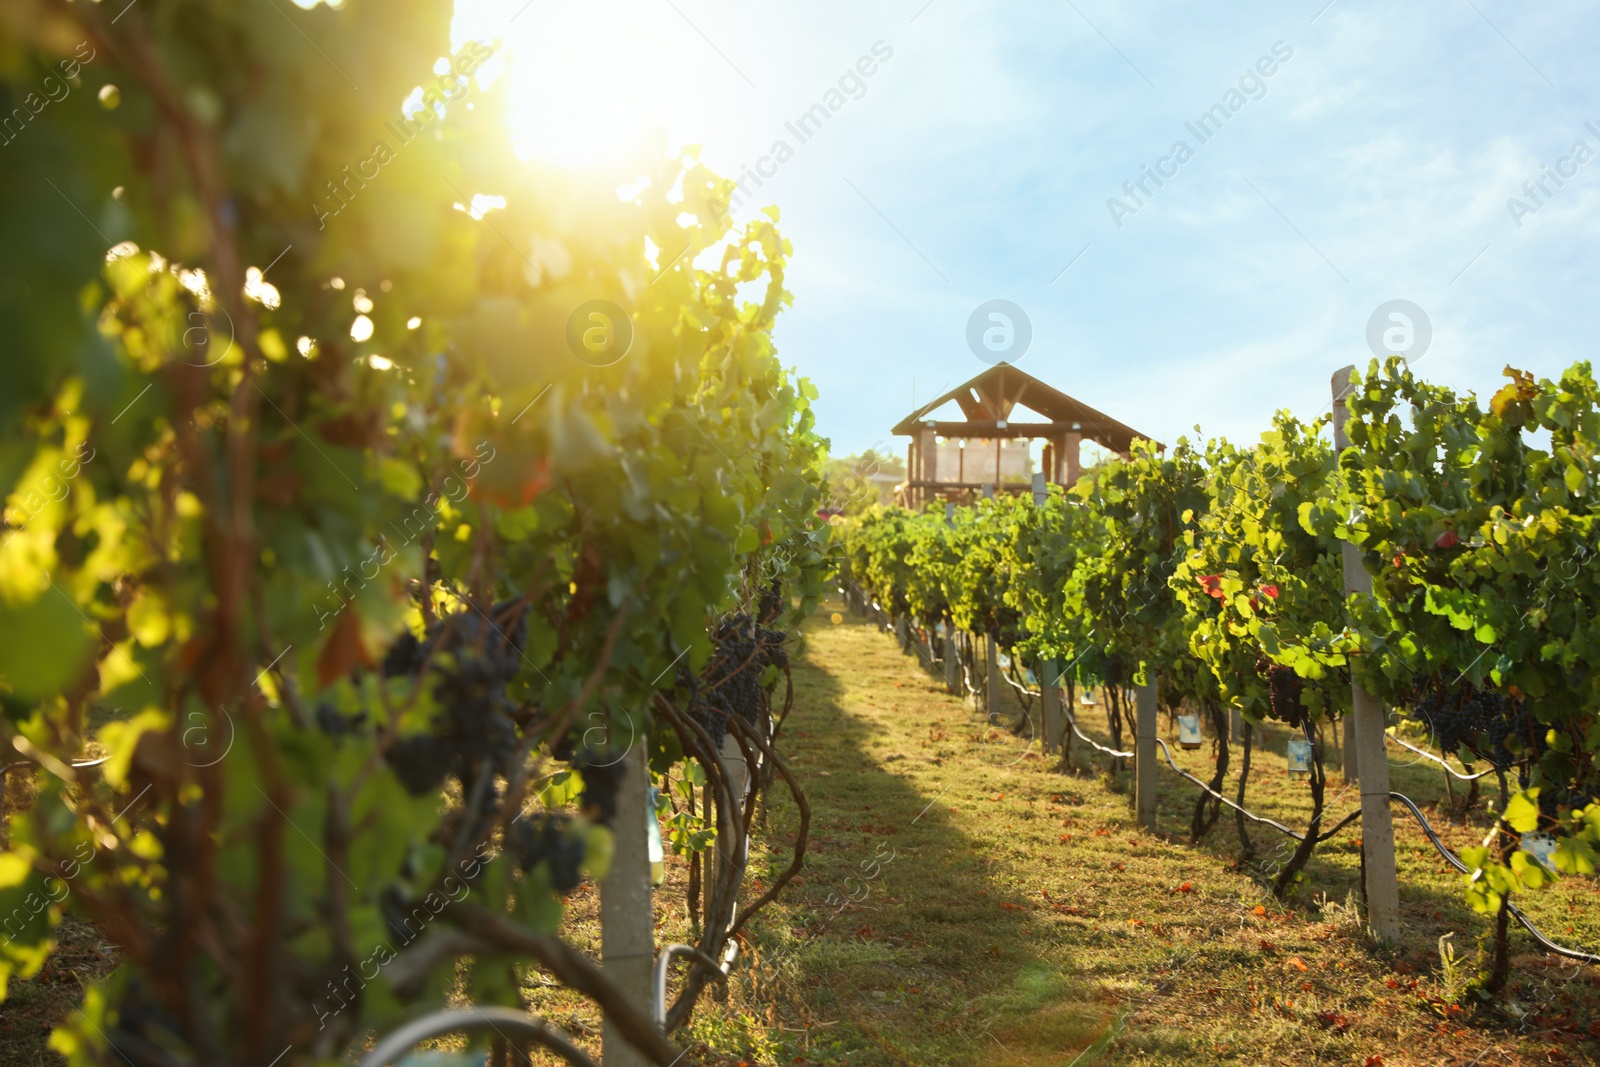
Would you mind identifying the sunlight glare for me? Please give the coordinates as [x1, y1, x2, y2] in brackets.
[452, 0, 730, 172]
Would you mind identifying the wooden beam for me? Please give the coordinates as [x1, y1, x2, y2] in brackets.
[904, 480, 1035, 490]
[920, 420, 1092, 438]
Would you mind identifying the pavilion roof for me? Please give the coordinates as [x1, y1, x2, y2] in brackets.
[890, 362, 1158, 454]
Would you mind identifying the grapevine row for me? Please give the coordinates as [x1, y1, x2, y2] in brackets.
[837, 359, 1600, 992]
[0, 5, 829, 1064]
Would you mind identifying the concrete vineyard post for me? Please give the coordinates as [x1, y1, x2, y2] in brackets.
[600, 746, 654, 1067]
[944, 629, 959, 693]
[894, 615, 908, 651]
[1135, 679, 1158, 828]
[710, 730, 750, 961]
[986, 633, 1000, 722]
[1041, 659, 1063, 756]
[716, 732, 749, 886]
[1230, 706, 1243, 746]
[1032, 471, 1047, 506]
[1343, 715, 1359, 783]
[1331, 365, 1400, 941]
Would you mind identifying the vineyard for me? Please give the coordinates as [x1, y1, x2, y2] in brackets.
[835, 359, 1600, 1022]
[2, 1, 1600, 1066]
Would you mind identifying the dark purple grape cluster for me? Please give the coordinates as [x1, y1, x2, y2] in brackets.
[759, 624, 788, 672]
[572, 747, 627, 827]
[758, 579, 785, 623]
[1265, 664, 1308, 728]
[506, 813, 587, 894]
[671, 655, 731, 750]
[387, 734, 450, 795]
[710, 614, 765, 729]
[381, 601, 528, 796]
[677, 611, 788, 748]
[381, 629, 428, 678]
[1410, 685, 1530, 771]
[314, 700, 367, 737]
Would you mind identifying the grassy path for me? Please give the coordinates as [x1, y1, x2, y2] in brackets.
[707, 601, 1600, 1067]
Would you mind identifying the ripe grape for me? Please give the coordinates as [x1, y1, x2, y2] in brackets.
[314, 701, 367, 736]
[1409, 684, 1530, 771]
[573, 747, 627, 827]
[759, 579, 785, 623]
[1265, 664, 1307, 728]
[381, 630, 427, 678]
[379, 602, 530, 793]
[387, 735, 450, 796]
[507, 813, 587, 894]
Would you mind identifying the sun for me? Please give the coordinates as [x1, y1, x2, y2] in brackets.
[451, 0, 729, 173]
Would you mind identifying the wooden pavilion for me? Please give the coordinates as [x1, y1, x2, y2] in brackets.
[891, 362, 1157, 509]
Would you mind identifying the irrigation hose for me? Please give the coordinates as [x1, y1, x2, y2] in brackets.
[1149, 736, 1311, 841]
[1060, 703, 1134, 760]
[1388, 791, 1600, 968]
[1386, 733, 1503, 781]
[357, 1007, 593, 1067]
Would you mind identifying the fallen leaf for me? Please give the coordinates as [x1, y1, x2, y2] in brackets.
[1289, 956, 1308, 972]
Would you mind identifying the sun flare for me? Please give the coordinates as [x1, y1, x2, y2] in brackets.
[452, 0, 729, 173]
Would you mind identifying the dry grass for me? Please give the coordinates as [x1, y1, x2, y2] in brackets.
[0, 919, 117, 1066]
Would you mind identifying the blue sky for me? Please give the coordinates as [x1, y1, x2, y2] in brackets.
[458, 0, 1600, 459]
